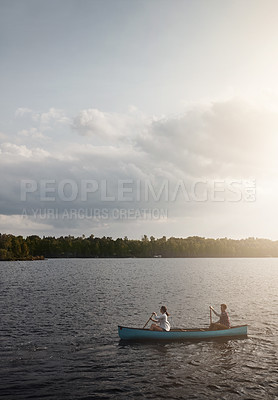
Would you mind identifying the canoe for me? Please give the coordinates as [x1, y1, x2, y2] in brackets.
[118, 325, 248, 341]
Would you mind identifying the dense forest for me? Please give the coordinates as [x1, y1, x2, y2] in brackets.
[0, 233, 278, 260]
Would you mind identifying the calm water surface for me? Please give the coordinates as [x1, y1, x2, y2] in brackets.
[1, 258, 278, 399]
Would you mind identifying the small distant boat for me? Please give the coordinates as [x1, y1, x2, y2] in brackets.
[118, 325, 248, 341]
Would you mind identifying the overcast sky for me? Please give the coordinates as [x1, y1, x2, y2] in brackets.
[1, 0, 278, 239]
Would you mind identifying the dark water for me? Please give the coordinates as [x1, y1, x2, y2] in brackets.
[1, 258, 278, 399]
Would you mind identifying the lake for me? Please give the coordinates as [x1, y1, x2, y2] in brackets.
[1, 258, 278, 399]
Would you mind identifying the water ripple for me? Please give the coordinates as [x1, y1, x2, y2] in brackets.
[1, 258, 278, 399]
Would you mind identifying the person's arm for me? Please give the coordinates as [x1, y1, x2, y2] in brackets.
[210, 306, 220, 317]
[150, 312, 158, 322]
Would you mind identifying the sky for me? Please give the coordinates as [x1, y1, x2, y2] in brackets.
[1, 0, 278, 239]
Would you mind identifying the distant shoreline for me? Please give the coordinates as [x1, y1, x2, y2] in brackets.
[1, 256, 277, 262]
[1, 234, 278, 261]
[0, 255, 45, 262]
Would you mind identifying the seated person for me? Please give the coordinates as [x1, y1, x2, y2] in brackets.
[150, 305, 171, 331]
[210, 304, 230, 330]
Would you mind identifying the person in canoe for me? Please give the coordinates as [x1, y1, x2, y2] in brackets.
[209, 304, 231, 330]
[150, 305, 171, 331]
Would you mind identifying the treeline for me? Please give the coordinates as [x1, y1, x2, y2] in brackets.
[1, 233, 278, 260]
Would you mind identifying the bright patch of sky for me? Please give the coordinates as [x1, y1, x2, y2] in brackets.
[1, 0, 278, 239]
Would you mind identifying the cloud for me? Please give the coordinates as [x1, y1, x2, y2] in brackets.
[135, 97, 278, 178]
[72, 107, 147, 142]
[18, 128, 45, 139]
[2, 97, 278, 238]
[0, 142, 50, 160]
[37, 108, 69, 128]
[70, 98, 278, 181]
[15, 107, 70, 132]
[0, 214, 50, 236]
[15, 108, 33, 117]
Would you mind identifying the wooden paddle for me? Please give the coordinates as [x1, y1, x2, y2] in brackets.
[143, 314, 154, 329]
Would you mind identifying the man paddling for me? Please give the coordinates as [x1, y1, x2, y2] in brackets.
[209, 304, 230, 330]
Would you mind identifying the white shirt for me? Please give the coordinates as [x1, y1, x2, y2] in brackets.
[154, 313, 171, 331]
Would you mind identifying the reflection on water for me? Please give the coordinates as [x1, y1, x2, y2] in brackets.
[1, 258, 278, 399]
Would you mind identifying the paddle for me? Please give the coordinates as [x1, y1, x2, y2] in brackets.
[210, 306, 212, 325]
[143, 313, 154, 329]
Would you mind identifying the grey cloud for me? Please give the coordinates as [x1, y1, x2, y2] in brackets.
[135, 98, 278, 178]
[0, 97, 276, 237]
[72, 108, 140, 140]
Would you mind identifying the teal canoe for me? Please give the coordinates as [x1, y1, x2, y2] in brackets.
[118, 325, 248, 341]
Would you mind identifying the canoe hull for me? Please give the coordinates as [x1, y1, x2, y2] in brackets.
[118, 325, 248, 341]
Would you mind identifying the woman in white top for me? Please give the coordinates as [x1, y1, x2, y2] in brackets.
[150, 306, 171, 331]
